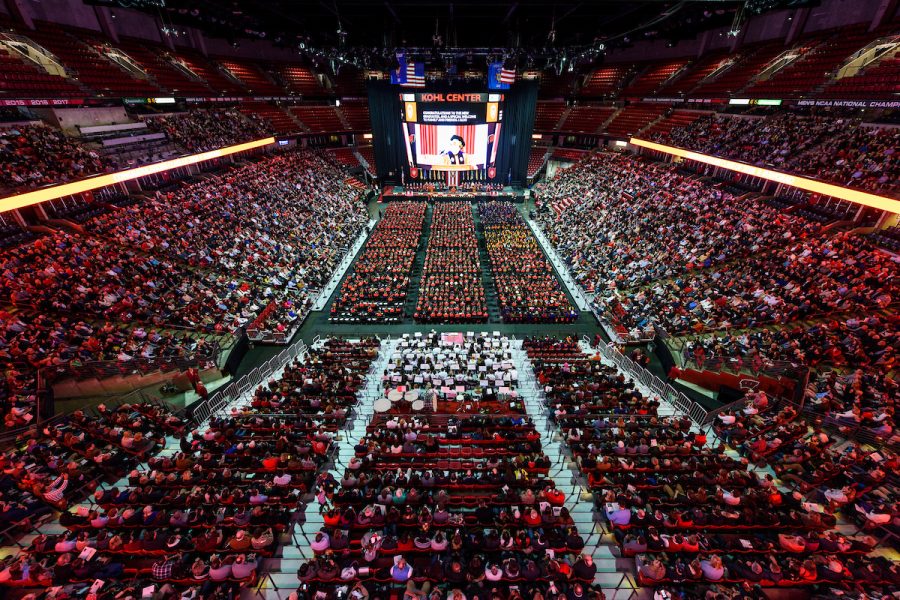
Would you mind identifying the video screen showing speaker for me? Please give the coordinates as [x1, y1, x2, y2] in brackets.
[400, 92, 503, 177]
[367, 80, 536, 187]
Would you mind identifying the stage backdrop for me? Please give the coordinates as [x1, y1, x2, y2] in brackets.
[367, 79, 538, 187]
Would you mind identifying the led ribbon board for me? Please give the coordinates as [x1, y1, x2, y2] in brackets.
[0, 137, 277, 214]
[629, 137, 900, 214]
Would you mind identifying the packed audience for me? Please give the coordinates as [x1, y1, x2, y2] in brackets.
[606, 227, 896, 339]
[528, 338, 660, 419]
[0, 148, 367, 428]
[2, 309, 219, 377]
[536, 153, 897, 376]
[804, 369, 897, 440]
[1, 338, 378, 599]
[1, 305, 219, 427]
[0, 227, 255, 426]
[0, 229, 274, 333]
[86, 149, 367, 335]
[0, 124, 106, 192]
[143, 109, 272, 153]
[299, 332, 608, 600]
[525, 337, 900, 598]
[480, 201, 578, 323]
[0, 401, 180, 544]
[535, 152, 815, 295]
[682, 315, 897, 375]
[415, 202, 487, 323]
[331, 202, 426, 323]
[654, 112, 900, 196]
[0, 363, 39, 430]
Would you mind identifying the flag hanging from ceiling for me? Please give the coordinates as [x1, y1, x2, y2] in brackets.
[499, 65, 516, 84]
[488, 62, 510, 90]
[389, 50, 407, 84]
[404, 62, 425, 87]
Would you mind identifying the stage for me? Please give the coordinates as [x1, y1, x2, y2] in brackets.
[380, 185, 525, 203]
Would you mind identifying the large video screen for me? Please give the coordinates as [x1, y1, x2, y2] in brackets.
[400, 92, 503, 173]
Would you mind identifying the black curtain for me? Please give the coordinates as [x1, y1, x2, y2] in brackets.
[494, 79, 538, 187]
[367, 81, 406, 185]
[366, 79, 538, 187]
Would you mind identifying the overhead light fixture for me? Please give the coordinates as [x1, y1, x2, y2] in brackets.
[629, 138, 900, 214]
[0, 137, 276, 214]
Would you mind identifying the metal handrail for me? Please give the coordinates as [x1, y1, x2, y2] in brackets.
[682, 353, 809, 379]
[38, 342, 222, 385]
[578, 334, 719, 429]
[188, 335, 310, 427]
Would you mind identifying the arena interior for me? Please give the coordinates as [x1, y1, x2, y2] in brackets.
[0, 1, 897, 599]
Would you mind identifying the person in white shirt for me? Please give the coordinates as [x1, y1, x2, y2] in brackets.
[718, 413, 736, 425]
[722, 489, 741, 506]
[856, 503, 892, 525]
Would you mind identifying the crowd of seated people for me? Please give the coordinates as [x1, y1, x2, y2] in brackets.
[804, 369, 896, 441]
[606, 226, 895, 346]
[527, 339, 660, 420]
[713, 399, 894, 492]
[143, 109, 271, 153]
[415, 203, 487, 323]
[682, 316, 897, 374]
[299, 332, 607, 600]
[1, 228, 269, 336]
[479, 202, 577, 323]
[524, 337, 899, 598]
[654, 112, 899, 196]
[331, 202, 426, 323]
[533, 153, 815, 296]
[86, 149, 368, 335]
[534, 153, 897, 393]
[0, 363, 38, 430]
[1, 338, 378, 598]
[709, 397, 899, 577]
[0, 124, 106, 192]
[1, 309, 219, 378]
[0, 287, 226, 427]
[0, 148, 367, 427]
[0, 229, 236, 428]
[0, 401, 179, 544]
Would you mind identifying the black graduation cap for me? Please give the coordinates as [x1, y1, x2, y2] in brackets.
[450, 134, 465, 148]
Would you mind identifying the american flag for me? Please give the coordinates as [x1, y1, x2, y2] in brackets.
[498, 67, 516, 84]
[405, 62, 425, 87]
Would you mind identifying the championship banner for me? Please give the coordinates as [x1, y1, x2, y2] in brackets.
[0, 98, 85, 107]
[795, 98, 900, 109]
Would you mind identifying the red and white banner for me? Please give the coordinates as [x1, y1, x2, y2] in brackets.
[0, 98, 85, 107]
